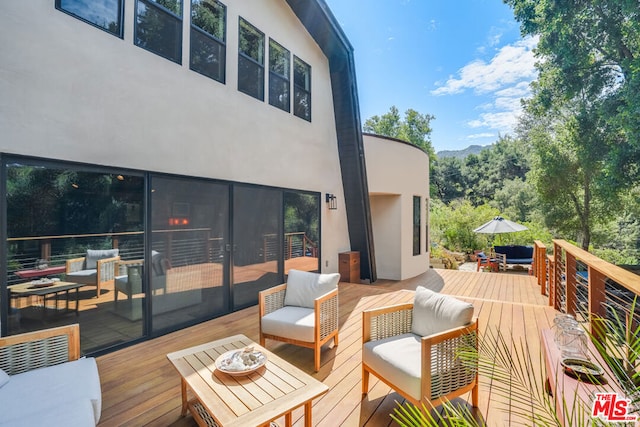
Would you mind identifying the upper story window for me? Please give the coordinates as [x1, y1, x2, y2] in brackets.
[268, 39, 290, 112]
[135, 0, 183, 64]
[238, 18, 264, 101]
[190, 0, 226, 83]
[56, 0, 124, 38]
[293, 56, 311, 121]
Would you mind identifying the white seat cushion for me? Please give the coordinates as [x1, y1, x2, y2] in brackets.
[66, 269, 97, 285]
[411, 286, 474, 337]
[363, 333, 423, 401]
[261, 306, 315, 342]
[284, 269, 340, 308]
[0, 357, 102, 425]
[0, 398, 96, 427]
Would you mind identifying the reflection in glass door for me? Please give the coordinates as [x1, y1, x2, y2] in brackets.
[232, 186, 282, 310]
[284, 191, 320, 274]
[150, 176, 230, 333]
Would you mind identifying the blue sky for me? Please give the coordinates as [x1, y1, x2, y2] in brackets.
[324, 0, 539, 152]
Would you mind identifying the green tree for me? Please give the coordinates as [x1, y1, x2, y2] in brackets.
[363, 106, 435, 159]
[430, 156, 465, 202]
[505, 0, 640, 186]
[492, 177, 537, 224]
[430, 200, 498, 253]
[520, 100, 619, 250]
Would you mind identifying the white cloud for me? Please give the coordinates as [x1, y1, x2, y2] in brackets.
[431, 36, 538, 96]
[467, 111, 522, 133]
[494, 81, 531, 98]
[467, 133, 495, 139]
[494, 96, 523, 111]
[430, 36, 538, 137]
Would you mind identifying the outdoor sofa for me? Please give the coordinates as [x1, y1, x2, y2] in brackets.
[0, 324, 101, 426]
[493, 245, 534, 271]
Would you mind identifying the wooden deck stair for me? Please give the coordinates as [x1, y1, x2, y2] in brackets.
[96, 268, 555, 427]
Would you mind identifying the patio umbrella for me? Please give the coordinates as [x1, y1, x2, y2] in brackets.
[473, 216, 528, 234]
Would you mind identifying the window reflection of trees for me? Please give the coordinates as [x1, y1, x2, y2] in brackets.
[284, 192, 319, 272]
[57, 0, 123, 36]
[135, 0, 183, 63]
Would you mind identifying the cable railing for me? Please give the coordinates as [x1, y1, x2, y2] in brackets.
[8, 229, 316, 285]
[532, 239, 640, 392]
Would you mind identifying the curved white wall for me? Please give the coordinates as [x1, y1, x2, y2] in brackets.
[364, 134, 430, 280]
[0, 0, 350, 272]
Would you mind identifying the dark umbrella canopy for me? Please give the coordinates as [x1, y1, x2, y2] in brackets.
[473, 216, 528, 234]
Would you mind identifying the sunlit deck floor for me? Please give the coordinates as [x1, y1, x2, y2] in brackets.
[96, 268, 556, 427]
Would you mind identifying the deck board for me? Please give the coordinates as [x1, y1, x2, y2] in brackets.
[96, 268, 554, 427]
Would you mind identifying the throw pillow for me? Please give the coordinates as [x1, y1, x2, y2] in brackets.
[284, 269, 340, 308]
[411, 286, 474, 337]
[86, 249, 119, 270]
[0, 368, 10, 388]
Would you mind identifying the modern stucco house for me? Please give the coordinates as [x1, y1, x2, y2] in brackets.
[0, 0, 429, 354]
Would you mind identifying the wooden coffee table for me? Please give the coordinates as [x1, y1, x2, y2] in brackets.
[9, 280, 83, 320]
[167, 334, 328, 427]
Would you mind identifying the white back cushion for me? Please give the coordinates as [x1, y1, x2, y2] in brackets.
[86, 249, 119, 269]
[411, 286, 474, 337]
[284, 269, 340, 308]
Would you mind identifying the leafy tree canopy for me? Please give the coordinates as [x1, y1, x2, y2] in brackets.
[505, 0, 640, 185]
[363, 106, 436, 159]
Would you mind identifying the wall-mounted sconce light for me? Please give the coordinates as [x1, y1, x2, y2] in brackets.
[326, 193, 337, 210]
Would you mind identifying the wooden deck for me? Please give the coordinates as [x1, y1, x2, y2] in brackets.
[96, 268, 556, 427]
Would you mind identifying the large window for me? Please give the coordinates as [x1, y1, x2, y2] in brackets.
[293, 56, 311, 121]
[4, 159, 145, 353]
[238, 18, 265, 101]
[413, 196, 421, 256]
[1, 157, 322, 356]
[135, 0, 183, 64]
[56, 0, 124, 37]
[190, 0, 226, 83]
[269, 39, 290, 112]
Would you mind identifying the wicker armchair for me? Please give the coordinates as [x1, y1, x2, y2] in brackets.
[0, 324, 80, 374]
[362, 287, 479, 409]
[259, 269, 340, 372]
[0, 324, 102, 426]
[66, 249, 120, 298]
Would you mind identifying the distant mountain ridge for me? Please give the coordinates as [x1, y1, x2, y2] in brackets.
[437, 144, 488, 159]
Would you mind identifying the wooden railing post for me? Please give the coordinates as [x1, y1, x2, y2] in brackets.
[547, 255, 554, 304]
[534, 241, 547, 294]
[566, 252, 577, 317]
[40, 239, 52, 261]
[553, 242, 562, 310]
[588, 266, 607, 343]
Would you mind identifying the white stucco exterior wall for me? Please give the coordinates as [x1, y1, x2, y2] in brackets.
[0, 0, 350, 272]
[364, 134, 430, 280]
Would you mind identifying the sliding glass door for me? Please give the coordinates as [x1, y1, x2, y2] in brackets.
[1, 156, 321, 355]
[231, 185, 282, 310]
[150, 175, 230, 333]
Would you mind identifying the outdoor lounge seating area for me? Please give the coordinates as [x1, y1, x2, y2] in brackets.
[3, 248, 638, 426]
[94, 268, 557, 426]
